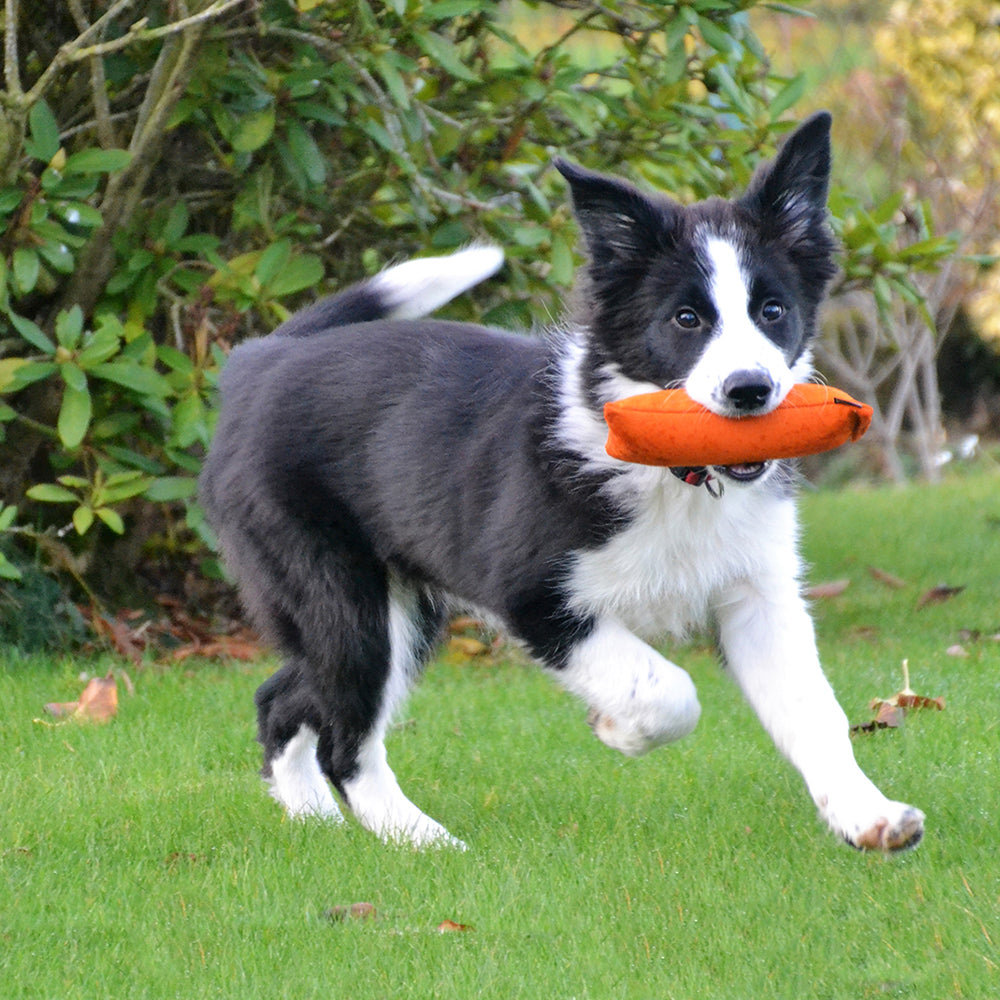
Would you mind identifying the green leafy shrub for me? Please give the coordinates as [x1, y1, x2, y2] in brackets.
[0, 0, 956, 630]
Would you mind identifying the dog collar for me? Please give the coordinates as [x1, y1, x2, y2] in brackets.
[670, 466, 724, 498]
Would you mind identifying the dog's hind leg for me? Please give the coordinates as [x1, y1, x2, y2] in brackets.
[255, 661, 343, 821]
[216, 506, 454, 845]
[324, 573, 461, 848]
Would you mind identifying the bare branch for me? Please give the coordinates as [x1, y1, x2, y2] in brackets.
[58, 4, 222, 318]
[67, 0, 116, 147]
[22, 0, 251, 109]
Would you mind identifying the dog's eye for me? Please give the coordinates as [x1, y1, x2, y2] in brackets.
[674, 307, 701, 330]
[761, 300, 785, 323]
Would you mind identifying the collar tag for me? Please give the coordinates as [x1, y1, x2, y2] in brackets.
[670, 465, 724, 498]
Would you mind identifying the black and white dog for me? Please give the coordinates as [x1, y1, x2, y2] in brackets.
[200, 113, 924, 852]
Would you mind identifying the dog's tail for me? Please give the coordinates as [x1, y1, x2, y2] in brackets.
[274, 244, 504, 337]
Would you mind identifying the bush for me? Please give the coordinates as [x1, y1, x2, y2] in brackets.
[0, 0, 954, 624]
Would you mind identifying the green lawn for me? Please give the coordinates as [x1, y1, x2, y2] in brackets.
[2, 469, 998, 999]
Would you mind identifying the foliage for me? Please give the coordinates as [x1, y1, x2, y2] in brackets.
[0, 0, 957, 616]
[756, 0, 997, 479]
[0, 557, 86, 650]
[874, 0, 1000, 349]
[0, 0, 803, 607]
[820, 188, 960, 480]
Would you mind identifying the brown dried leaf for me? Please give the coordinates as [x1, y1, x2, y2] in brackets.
[91, 611, 145, 665]
[871, 701, 904, 728]
[172, 636, 263, 663]
[893, 692, 945, 712]
[917, 584, 965, 609]
[437, 919, 473, 933]
[868, 565, 907, 589]
[44, 672, 118, 723]
[806, 579, 851, 599]
[853, 660, 943, 733]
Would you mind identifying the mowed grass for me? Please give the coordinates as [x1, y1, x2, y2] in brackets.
[2, 468, 998, 999]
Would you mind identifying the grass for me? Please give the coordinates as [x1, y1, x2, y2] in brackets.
[2, 467, 999, 999]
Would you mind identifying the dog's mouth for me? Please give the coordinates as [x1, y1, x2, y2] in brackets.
[715, 461, 771, 483]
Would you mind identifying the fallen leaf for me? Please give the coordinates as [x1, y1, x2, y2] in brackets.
[868, 565, 907, 589]
[853, 659, 944, 733]
[890, 692, 946, 711]
[90, 611, 144, 665]
[172, 636, 262, 662]
[917, 584, 965, 609]
[806, 579, 851, 599]
[437, 919, 473, 933]
[81, 599, 261, 664]
[873, 702, 904, 728]
[44, 672, 118, 723]
[851, 705, 902, 735]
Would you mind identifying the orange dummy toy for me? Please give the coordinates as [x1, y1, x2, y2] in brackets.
[603, 384, 873, 468]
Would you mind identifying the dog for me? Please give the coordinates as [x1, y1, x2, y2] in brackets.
[200, 113, 924, 852]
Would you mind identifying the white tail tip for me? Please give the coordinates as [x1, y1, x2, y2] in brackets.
[374, 244, 505, 320]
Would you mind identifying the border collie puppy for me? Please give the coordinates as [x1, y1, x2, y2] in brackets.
[200, 113, 923, 852]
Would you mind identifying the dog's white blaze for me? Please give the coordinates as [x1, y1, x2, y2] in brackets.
[266, 725, 343, 821]
[374, 244, 504, 320]
[558, 619, 701, 756]
[340, 575, 465, 849]
[684, 237, 795, 414]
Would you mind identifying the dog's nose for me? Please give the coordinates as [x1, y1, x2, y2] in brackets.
[723, 371, 775, 412]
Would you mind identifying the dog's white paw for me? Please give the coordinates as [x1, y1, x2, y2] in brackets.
[587, 698, 700, 758]
[821, 796, 925, 852]
[850, 806, 925, 852]
[377, 815, 468, 851]
[587, 709, 658, 757]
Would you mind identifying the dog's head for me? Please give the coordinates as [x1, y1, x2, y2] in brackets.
[557, 113, 837, 424]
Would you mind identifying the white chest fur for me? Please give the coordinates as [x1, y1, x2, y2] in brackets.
[565, 468, 803, 639]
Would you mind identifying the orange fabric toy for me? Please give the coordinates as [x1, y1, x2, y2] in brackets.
[604, 384, 873, 467]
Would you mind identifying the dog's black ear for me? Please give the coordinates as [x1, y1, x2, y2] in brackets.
[740, 112, 832, 243]
[555, 158, 671, 265]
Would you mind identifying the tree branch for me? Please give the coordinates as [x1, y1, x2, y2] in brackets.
[67, 0, 116, 147]
[18, 0, 251, 109]
[57, 3, 233, 318]
[4, 0, 22, 96]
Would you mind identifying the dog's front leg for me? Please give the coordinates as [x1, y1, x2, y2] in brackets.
[716, 578, 924, 851]
[558, 619, 702, 757]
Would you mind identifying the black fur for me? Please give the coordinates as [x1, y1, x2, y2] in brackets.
[200, 113, 837, 820]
